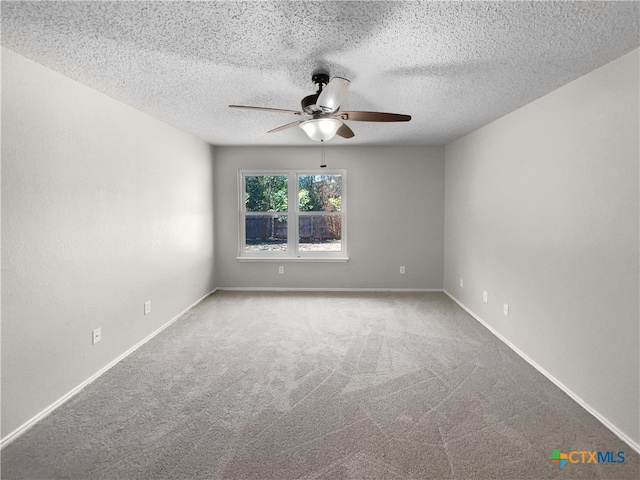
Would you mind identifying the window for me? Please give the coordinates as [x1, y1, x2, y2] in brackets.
[239, 170, 347, 260]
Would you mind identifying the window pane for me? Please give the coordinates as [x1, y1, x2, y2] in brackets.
[245, 215, 288, 252]
[298, 215, 341, 251]
[245, 175, 288, 212]
[298, 175, 342, 212]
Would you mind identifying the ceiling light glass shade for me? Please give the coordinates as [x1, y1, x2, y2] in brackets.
[299, 118, 343, 142]
[317, 77, 351, 113]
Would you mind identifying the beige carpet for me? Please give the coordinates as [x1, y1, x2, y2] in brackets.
[2, 291, 638, 479]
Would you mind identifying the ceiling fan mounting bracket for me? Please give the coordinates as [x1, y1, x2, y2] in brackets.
[311, 73, 330, 88]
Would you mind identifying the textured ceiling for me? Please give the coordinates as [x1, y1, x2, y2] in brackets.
[2, 1, 639, 146]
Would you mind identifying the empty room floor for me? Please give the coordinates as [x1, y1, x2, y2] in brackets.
[2, 291, 637, 479]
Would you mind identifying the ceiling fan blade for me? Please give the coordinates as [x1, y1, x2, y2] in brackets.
[317, 77, 350, 113]
[335, 123, 355, 139]
[267, 121, 303, 133]
[339, 111, 411, 122]
[229, 105, 303, 115]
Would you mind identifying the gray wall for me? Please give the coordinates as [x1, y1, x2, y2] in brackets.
[215, 146, 445, 290]
[3, 43, 638, 452]
[1, 48, 216, 438]
[444, 49, 639, 446]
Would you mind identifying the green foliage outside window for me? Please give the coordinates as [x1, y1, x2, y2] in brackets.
[241, 171, 345, 254]
[245, 175, 288, 212]
[298, 175, 342, 212]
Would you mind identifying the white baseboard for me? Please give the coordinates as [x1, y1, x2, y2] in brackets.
[0, 288, 218, 449]
[11, 287, 635, 456]
[218, 287, 444, 292]
[443, 290, 640, 455]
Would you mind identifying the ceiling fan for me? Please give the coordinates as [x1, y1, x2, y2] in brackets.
[229, 73, 411, 142]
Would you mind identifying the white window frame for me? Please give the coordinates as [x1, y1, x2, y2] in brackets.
[237, 169, 348, 262]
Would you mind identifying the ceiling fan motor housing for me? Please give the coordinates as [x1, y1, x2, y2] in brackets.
[301, 74, 331, 114]
[301, 93, 319, 114]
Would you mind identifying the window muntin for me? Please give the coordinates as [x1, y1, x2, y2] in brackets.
[239, 170, 346, 258]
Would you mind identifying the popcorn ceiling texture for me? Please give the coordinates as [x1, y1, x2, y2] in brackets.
[2, 1, 638, 146]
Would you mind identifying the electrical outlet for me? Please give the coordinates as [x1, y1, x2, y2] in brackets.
[144, 301, 151, 315]
[460, 278, 464, 288]
[92, 328, 102, 345]
[278, 266, 284, 274]
[503, 303, 509, 316]
[400, 266, 406, 275]
[483, 291, 488, 303]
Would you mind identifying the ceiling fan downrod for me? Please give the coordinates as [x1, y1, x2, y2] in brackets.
[312, 73, 330, 90]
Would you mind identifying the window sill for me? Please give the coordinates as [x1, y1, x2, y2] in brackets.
[236, 256, 349, 263]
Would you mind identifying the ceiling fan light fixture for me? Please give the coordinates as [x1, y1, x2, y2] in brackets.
[299, 118, 343, 142]
[317, 77, 351, 113]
